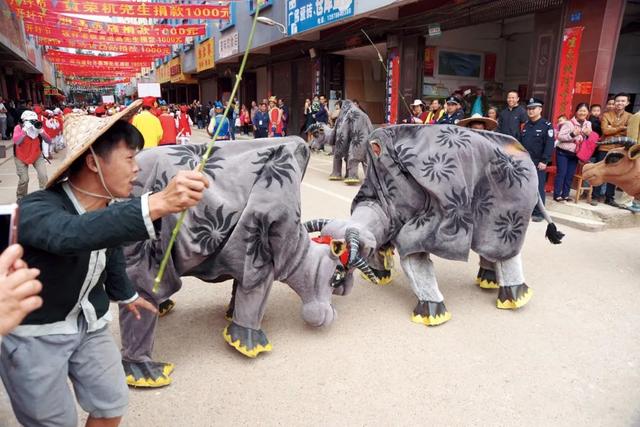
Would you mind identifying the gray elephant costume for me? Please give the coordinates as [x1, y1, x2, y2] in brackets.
[313, 124, 563, 325]
[309, 100, 373, 184]
[120, 138, 352, 387]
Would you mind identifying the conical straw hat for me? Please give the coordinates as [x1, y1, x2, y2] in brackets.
[47, 100, 142, 188]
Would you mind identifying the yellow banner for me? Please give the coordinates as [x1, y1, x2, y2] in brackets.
[196, 38, 215, 73]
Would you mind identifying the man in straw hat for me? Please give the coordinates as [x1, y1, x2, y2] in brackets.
[0, 100, 209, 427]
[457, 113, 498, 131]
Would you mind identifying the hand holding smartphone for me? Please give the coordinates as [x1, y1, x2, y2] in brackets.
[0, 204, 19, 254]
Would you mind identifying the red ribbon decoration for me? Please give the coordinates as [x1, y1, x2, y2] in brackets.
[29, 25, 187, 45]
[23, 16, 205, 38]
[37, 39, 172, 55]
[9, 0, 230, 20]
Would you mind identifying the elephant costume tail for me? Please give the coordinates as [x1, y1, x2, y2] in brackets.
[536, 195, 565, 244]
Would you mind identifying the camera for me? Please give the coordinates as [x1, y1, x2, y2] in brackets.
[27, 120, 43, 129]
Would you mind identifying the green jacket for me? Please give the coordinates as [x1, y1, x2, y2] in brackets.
[13, 182, 157, 336]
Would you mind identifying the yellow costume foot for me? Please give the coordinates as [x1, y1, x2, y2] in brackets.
[496, 284, 533, 309]
[411, 301, 451, 326]
[223, 322, 272, 358]
[329, 175, 343, 181]
[360, 267, 393, 286]
[476, 268, 499, 289]
[158, 299, 176, 317]
[343, 177, 361, 185]
[123, 360, 174, 388]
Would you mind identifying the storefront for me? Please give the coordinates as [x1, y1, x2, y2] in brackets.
[608, 1, 639, 111]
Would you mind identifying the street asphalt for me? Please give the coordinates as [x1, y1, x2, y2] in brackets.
[0, 129, 639, 426]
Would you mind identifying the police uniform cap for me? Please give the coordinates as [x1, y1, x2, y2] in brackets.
[446, 96, 461, 105]
[527, 97, 543, 108]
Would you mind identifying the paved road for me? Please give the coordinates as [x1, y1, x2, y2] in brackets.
[1, 130, 639, 426]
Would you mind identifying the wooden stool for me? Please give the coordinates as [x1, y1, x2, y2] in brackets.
[572, 163, 593, 204]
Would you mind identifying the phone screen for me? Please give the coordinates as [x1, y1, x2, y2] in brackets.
[0, 213, 11, 253]
[0, 204, 18, 253]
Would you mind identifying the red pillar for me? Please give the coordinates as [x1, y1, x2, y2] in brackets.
[560, 0, 626, 111]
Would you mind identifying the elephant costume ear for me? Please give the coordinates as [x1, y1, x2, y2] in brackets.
[329, 239, 347, 258]
[370, 138, 382, 158]
[628, 143, 640, 160]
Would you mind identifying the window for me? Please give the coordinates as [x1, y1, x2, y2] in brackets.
[218, 2, 236, 31]
[437, 50, 483, 78]
[248, 0, 273, 15]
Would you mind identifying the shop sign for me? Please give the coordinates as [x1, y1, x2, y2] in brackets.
[287, 0, 354, 36]
[385, 49, 400, 124]
[197, 38, 215, 72]
[169, 58, 181, 78]
[428, 23, 441, 38]
[156, 63, 170, 84]
[575, 81, 592, 95]
[552, 26, 584, 121]
[219, 31, 238, 59]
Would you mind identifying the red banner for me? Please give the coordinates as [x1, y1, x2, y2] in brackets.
[24, 15, 205, 38]
[37, 39, 172, 55]
[10, 1, 229, 20]
[386, 49, 400, 124]
[24, 22, 195, 44]
[30, 26, 186, 45]
[48, 57, 152, 68]
[46, 51, 157, 62]
[552, 27, 584, 122]
[423, 47, 435, 77]
[67, 79, 129, 87]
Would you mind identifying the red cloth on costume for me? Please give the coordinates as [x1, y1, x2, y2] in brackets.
[159, 113, 177, 145]
[13, 125, 42, 165]
[55, 115, 64, 132]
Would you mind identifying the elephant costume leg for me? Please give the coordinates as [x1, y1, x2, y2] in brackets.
[400, 253, 451, 326]
[120, 289, 174, 388]
[329, 153, 343, 181]
[476, 255, 499, 289]
[120, 253, 182, 388]
[344, 157, 361, 185]
[494, 253, 533, 309]
[223, 276, 274, 358]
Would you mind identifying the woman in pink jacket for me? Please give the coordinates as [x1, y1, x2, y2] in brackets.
[554, 103, 592, 201]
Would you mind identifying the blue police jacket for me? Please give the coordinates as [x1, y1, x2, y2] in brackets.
[519, 118, 555, 164]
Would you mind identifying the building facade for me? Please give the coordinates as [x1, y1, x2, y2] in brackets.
[160, 0, 636, 134]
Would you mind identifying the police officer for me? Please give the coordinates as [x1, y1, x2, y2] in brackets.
[519, 97, 554, 222]
[437, 96, 465, 125]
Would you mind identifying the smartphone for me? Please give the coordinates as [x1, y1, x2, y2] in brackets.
[0, 204, 19, 253]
